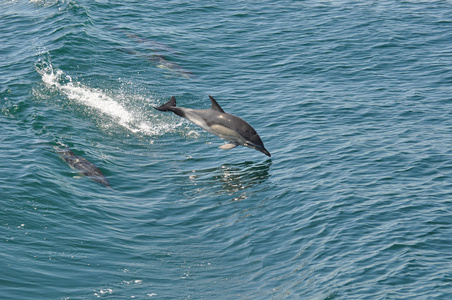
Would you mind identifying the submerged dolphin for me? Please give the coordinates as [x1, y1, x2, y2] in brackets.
[154, 96, 271, 157]
[57, 145, 112, 188]
[125, 33, 178, 55]
[116, 47, 193, 78]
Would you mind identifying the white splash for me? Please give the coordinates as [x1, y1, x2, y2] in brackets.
[36, 60, 179, 136]
[41, 69, 134, 126]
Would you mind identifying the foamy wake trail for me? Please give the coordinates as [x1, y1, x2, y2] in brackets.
[36, 61, 175, 136]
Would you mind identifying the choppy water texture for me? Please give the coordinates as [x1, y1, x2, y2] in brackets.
[1, 0, 452, 299]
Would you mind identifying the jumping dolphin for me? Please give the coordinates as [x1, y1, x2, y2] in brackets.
[56, 145, 112, 188]
[154, 96, 271, 157]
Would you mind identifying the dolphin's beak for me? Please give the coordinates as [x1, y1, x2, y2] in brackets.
[246, 142, 271, 157]
[259, 147, 271, 157]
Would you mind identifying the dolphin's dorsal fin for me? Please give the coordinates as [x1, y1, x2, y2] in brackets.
[209, 95, 225, 113]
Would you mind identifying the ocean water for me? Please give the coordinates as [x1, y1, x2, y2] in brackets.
[1, 0, 452, 298]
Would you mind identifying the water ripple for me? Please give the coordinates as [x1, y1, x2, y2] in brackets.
[2, 0, 452, 299]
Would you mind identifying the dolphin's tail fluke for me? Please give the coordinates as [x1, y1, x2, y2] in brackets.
[154, 96, 177, 111]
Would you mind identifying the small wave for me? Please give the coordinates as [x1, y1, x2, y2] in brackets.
[35, 59, 178, 137]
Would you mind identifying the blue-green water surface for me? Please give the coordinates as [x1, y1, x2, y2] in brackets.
[1, 0, 452, 299]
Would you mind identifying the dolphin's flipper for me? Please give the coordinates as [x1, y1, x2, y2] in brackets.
[154, 96, 177, 111]
[209, 95, 225, 113]
[219, 143, 239, 150]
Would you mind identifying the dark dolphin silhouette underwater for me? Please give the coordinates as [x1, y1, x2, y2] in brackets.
[154, 96, 271, 157]
[116, 47, 193, 78]
[113, 29, 194, 78]
[56, 144, 111, 188]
